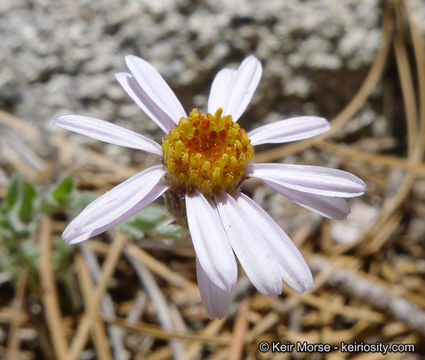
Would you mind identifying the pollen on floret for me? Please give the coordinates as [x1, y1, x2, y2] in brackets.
[162, 108, 255, 198]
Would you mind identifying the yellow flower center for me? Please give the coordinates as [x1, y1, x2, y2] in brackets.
[162, 108, 254, 197]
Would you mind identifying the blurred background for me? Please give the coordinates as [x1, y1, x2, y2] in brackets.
[1, 0, 425, 359]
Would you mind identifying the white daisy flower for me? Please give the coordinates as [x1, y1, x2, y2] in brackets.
[56, 55, 366, 318]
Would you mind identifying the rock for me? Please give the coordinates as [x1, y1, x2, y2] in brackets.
[1, 0, 388, 147]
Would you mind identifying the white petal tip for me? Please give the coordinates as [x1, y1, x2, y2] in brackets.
[114, 72, 128, 81]
[270, 289, 283, 297]
[295, 270, 314, 293]
[206, 310, 227, 320]
[124, 54, 136, 62]
[124, 55, 143, 72]
[246, 55, 258, 62]
[332, 208, 351, 220]
[55, 114, 78, 129]
[349, 174, 367, 194]
[301, 277, 314, 293]
[323, 120, 331, 130]
[55, 115, 69, 126]
[260, 283, 283, 297]
[125, 54, 143, 68]
[288, 278, 313, 294]
[62, 228, 89, 245]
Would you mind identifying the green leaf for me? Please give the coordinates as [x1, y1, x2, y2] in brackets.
[69, 191, 97, 210]
[2, 177, 19, 213]
[36, 175, 76, 213]
[19, 241, 40, 270]
[52, 239, 74, 273]
[116, 206, 166, 238]
[0, 250, 17, 275]
[19, 180, 37, 222]
[35, 193, 56, 213]
[1, 176, 37, 233]
[117, 222, 145, 239]
[124, 207, 166, 230]
[153, 220, 187, 239]
[0, 224, 14, 242]
[52, 176, 73, 206]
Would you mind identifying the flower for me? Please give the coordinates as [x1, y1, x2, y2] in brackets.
[56, 55, 366, 318]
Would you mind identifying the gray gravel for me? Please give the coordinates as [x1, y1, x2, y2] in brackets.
[0, 0, 386, 138]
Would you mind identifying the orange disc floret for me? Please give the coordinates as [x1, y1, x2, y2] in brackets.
[162, 108, 254, 197]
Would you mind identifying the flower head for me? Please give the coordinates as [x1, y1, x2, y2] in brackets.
[162, 108, 254, 197]
[56, 55, 366, 318]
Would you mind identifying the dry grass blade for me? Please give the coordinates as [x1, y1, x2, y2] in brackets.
[407, 0, 425, 149]
[0, 109, 40, 140]
[75, 254, 113, 360]
[229, 298, 250, 360]
[177, 319, 226, 360]
[125, 243, 199, 293]
[80, 244, 127, 360]
[0, 110, 51, 182]
[126, 249, 184, 359]
[101, 315, 232, 345]
[245, 312, 280, 343]
[394, 1, 418, 157]
[126, 291, 147, 323]
[346, 0, 425, 255]
[1, 130, 44, 172]
[327, 0, 425, 257]
[0, 143, 42, 181]
[39, 216, 69, 360]
[309, 256, 425, 335]
[68, 233, 127, 360]
[52, 134, 140, 180]
[144, 346, 172, 360]
[5, 267, 28, 360]
[297, 292, 385, 323]
[316, 141, 425, 174]
[363, 210, 403, 254]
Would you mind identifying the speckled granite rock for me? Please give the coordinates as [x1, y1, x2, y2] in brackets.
[1, 0, 384, 138]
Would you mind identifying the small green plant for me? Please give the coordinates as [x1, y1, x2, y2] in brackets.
[0, 174, 96, 286]
[117, 206, 188, 239]
[36, 175, 97, 214]
[0, 174, 186, 288]
[0, 176, 39, 279]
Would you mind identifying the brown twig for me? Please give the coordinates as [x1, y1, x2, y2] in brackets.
[68, 233, 127, 360]
[177, 319, 226, 360]
[80, 244, 128, 360]
[126, 250, 184, 359]
[39, 216, 70, 360]
[125, 243, 199, 293]
[229, 298, 250, 360]
[75, 254, 113, 360]
[407, 0, 425, 147]
[5, 267, 28, 360]
[316, 141, 425, 174]
[101, 315, 232, 345]
[309, 255, 425, 336]
[52, 134, 140, 180]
